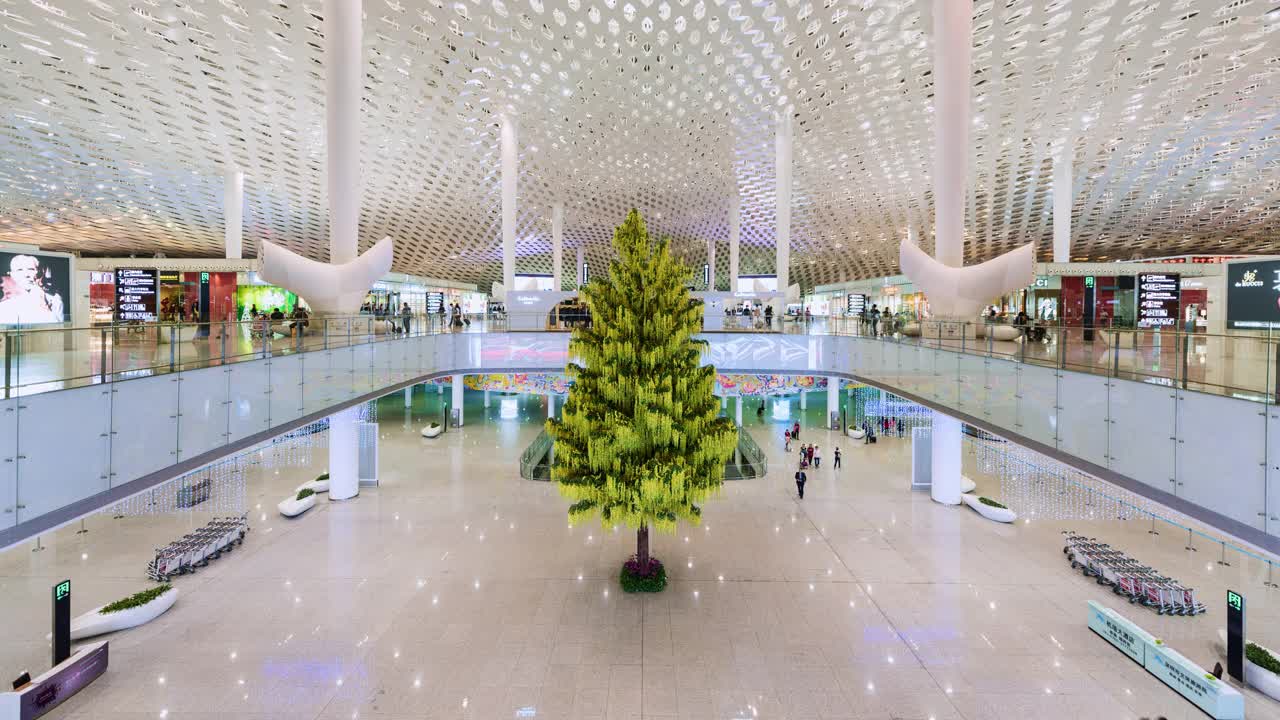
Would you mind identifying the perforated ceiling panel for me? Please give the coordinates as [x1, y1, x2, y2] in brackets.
[0, 0, 1276, 292]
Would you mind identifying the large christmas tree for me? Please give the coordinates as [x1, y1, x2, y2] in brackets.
[547, 209, 738, 592]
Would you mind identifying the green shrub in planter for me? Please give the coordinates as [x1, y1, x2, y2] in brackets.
[315, 473, 329, 481]
[1248, 643, 1280, 675]
[619, 557, 667, 593]
[978, 497, 1007, 509]
[429, 422, 440, 429]
[296, 488, 316, 501]
[100, 584, 173, 615]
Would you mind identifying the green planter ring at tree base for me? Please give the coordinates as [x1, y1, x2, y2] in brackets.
[620, 557, 667, 593]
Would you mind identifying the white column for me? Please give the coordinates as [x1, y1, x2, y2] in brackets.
[721, 395, 727, 410]
[932, 0, 973, 270]
[799, 390, 807, 410]
[734, 396, 743, 426]
[547, 393, 556, 418]
[483, 389, 491, 407]
[501, 116, 517, 294]
[728, 197, 740, 293]
[224, 169, 243, 260]
[451, 375, 464, 426]
[775, 113, 792, 314]
[576, 247, 585, 288]
[403, 387, 412, 407]
[552, 202, 564, 291]
[328, 406, 360, 501]
[826, 378, 840, 425]
[437, 382, 444, 395]
[906, 225, 919, 248]
[1053, 147, 1073, 264]
[930, 410, 962, 505]
[325, 0, 361, 265]
[707, 238, 717, 291]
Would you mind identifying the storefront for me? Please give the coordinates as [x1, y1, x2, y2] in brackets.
[236, 281, 299, 319]
[88, 272, 115, 324]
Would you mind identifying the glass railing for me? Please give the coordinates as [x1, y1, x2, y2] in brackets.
[1, 313, 1276, 405]
[519, 426, 767, 482]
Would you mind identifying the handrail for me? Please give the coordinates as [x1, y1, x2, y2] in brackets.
[518, 426, 767, 481]
[518, 428, 554, 481]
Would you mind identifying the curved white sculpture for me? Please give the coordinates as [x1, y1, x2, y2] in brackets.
[278, 493, 317, 517]
[67, 586, 179, 640]
[961, 493, 1017, 523]
[960, 475, 977, 494]
[421, 423, 443, 438]
[296, 477, 329, 494]
[259, 236, 395, 315]
[899, 240, 1035, 320]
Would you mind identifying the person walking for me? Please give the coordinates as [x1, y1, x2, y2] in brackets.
[794, 467, 807, 499]
[784, 429, 792, 452]
[792, 421, 800, 441]
[400, 302, 412, 335]
[813, 445, 821, 468]
[898, 419, 905, 438]
[833, 447, 842, 469]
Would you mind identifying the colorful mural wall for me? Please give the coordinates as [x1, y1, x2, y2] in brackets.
[462, 373, 572, 394]
[715, 374, 827, 396]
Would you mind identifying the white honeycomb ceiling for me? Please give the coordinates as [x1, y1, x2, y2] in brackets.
[0, 0, 1276, 292]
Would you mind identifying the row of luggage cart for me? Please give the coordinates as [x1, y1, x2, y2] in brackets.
[1062, 531, 1205, 616]
[147, 515, 249, 582]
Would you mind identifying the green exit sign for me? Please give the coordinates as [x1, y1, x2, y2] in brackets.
[1228, 590, 1243, 612]
[55, 580, 70, 601]
[200, 272, 210, 283]
[1084, 276, 1095, 288]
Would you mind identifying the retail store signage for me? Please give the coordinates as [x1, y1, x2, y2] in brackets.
[1032, 276, 1051, 288]
[1136, 273, 1180, 328]
[114, 268, 158, 322]
[1226, 259, 1280, 329]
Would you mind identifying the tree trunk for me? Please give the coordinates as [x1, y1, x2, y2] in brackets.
[636, 525, 650, 566]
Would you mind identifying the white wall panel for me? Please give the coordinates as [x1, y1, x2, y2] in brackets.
[227, 361, 272, 444]
[984, 358, 1018, 429]
[18, 386, 111, 522]
[1107, 379, 1176, 495]
[954, 354, 985, 416]
[176, 365, 230, 462]
[1176, 390, 1266, 531]
[1267, 406, 1280, 539]
[269, 354, 305, 425]
[1055, 371, 1109, 468]
[1015, 364, 1058, 448]
[109, 375, 179, 487]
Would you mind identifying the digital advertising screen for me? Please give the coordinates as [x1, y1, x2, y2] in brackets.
[0, 250, 71, 325]
[847, 293, 866, 316]
[1226, 260, 1280, 329]
[426, 292, 445, 315]
[1136, 273, 1179, 329]
[114, 268, 159, 322]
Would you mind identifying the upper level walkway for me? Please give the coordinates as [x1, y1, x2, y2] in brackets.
[1, 313, 1277, 555]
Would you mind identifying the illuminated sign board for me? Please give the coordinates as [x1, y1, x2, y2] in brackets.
[1226, 260, 1280, 329]
[114, 269, 158, 322]
[1136, 273, 1180, 329]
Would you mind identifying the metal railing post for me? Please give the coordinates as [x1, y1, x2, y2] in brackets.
[100, 328, 108, 384]
[324, 318, 330, 350]
[221, 321, 227, 364]
[1111, 330, 1119, 377]
[169, 324, 177, 371]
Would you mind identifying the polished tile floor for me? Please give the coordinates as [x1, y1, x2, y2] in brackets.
[2, 391, 1279, 720]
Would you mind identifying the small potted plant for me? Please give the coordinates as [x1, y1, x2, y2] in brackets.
[421, 421, 443, 438]
[65, 584, 179, 640]
[961, 494, 1017, 523]
[278, 487, 317, 517]
[296, 472, 330, 494]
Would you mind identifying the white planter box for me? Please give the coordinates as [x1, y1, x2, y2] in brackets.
[69, 586, 179, 640]
[960, 475, 977, 494]
[278, 494, 317, 517]
[296, 478, 329, 494]
[847, 428, 866, 439]
[1217, 629, 1280, 701]
[421, 424, 443, 438]
[961, 493, 1017, 523]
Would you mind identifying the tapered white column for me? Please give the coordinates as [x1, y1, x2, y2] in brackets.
[906, 226, 918, 248]
[728, 197, 740, 292]
[799, 390, 807, 410]
[576, 247, 585, 288]
[775, 113, 792, 313]
[707, 238, 717, 291]
[501, 116, 517, 294]
[826, 378, 840, 425]
[932, 0, 973, 270]
[734, 396, 743, 426]
[721, 395, 727, 410]
[328, 406, 360, 501]
[552, 202, 564, 291]
[1053, 147, 1073, 263]
[483, 389, 491, 407]
[451, 375, 464, 426]
[930, 410, 962, 505]
[325, 0, 361, 265]
[547, 393, 556, 418]
[224, 169, 243, 260]
[437, 382, 444, 395]
[404, 387, 412, 407]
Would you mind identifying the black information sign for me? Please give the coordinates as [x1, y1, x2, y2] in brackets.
[426, 292, 444, 315]
[847, 294, 866, 316]
[1227, 589, 1245, 683]
[581, 262, 590, 286]
[114, 269, 158, 322]
[702, 263, 711, 289]
[52, 579, 71, 666]
[1137, 273, 1180, 329]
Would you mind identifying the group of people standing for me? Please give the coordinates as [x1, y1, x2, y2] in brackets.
[787, 421, 843, 500]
